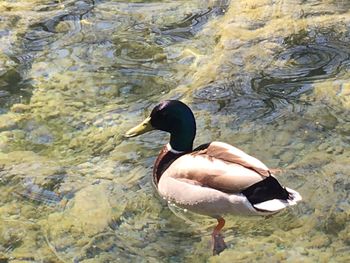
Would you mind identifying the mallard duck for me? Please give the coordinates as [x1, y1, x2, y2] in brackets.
[125, 100, 302, 255]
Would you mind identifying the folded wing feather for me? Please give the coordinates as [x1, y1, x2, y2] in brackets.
[206, 142, 270, 177]
[162, 142, 270, 193]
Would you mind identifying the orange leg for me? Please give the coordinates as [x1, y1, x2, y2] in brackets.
[211, 217, 227, 255]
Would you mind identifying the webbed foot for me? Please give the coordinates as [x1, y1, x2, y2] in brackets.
[212, 232, 227, 255]
[211, 217, 227, 255]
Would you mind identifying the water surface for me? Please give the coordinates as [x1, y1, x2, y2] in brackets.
[0, 0, 350, 262]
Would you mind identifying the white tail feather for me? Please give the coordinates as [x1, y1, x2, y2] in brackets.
[253, 187, 302, 212]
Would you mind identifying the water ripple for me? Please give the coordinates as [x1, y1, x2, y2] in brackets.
[251, 39, 350, 123]
[265, 43, 349, 82]
[193, 81, 233, 101]
[155, 4, 228, 44]
[192, 39, 350, 125]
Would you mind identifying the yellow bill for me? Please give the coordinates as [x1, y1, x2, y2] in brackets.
[125, 117, 154, 137]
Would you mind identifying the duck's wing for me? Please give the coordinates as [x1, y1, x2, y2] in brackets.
[202, 141, 270, 177]
[162, 142, 270, 193]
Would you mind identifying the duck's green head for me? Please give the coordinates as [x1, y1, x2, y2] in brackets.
[125, 100, 196, 152]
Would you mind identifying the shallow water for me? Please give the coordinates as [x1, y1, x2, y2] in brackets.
[0, 0, 349, 262]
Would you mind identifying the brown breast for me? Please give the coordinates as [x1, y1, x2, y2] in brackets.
[153, 146, 186, 186]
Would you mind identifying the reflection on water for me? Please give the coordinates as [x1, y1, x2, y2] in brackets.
[0, 0, 350, 262]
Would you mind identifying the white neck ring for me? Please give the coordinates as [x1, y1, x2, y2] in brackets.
[166, 143, 186, 154]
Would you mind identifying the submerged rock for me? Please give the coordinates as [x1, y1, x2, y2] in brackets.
[41, 181, 128, 261]
[46, 182, 126, 236]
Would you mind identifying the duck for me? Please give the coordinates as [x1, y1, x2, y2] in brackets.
[125, 100, 302, 255]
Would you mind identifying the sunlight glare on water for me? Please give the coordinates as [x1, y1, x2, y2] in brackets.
[0, 0, 350, 262]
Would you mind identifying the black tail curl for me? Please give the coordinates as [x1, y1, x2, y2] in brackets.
[241, 176, 290, 205]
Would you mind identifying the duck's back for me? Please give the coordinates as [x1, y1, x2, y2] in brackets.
[160, 142, 270, 193]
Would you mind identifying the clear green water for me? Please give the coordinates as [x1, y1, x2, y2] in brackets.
[0, 0, 350, 262]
